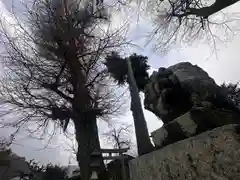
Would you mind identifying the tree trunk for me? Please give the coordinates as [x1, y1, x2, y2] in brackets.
[126, 58, 154, 156]
[65, 25, 108, 180]
[63, 29, 107, 180]
[73, 115, 108, 180]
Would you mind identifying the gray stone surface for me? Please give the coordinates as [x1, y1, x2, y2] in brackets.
[167, 62, 216, 86]
[144, 62, 240, 124]
[151, 108, 240, 148]
[130, 124, 240, 180]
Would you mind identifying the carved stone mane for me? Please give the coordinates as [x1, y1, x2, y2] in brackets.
[144, 62, 240, 124]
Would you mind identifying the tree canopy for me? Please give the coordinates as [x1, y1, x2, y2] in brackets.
[105, 52, 150, 91]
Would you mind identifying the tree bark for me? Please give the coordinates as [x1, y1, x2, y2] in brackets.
[73, 115, 108, 180]
[66, 38, 108, 180]
[126, 59, 154, 156]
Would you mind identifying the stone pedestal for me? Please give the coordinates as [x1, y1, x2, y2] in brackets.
[130, 124, 240, 180]
[151, 108, 240, 148]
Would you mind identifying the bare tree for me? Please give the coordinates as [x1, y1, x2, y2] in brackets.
[102, 123, 138, 158]
[0, 0, 128, 180]
[136, 0, 240, 54]
[102, 124, 133, 149]
[0, 137, 14, 151]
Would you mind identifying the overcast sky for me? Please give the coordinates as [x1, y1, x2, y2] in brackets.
[0, 0, 240, 166]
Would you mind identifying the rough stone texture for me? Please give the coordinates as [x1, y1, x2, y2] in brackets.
[144, 62, 240, 124]
[144, 64, 192, 124]
[151, 108, 240, 148]
[129, 124, 240, 180]
[167, 62, 216, 86]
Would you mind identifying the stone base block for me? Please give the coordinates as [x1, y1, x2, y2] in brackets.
[151, 108, 240, 148]
[130, 124, 240, 180]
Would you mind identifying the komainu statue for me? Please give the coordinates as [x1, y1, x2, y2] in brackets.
[144, 62, 240, 124]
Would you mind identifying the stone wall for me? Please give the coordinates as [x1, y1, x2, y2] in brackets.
[129, 124, 240, 180]
[151, 108, 240, 148]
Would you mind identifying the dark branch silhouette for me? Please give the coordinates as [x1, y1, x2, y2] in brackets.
[0, 0, 128, 180]
[102, 124, 133, 150]
[139, 0, 240, 54]
[162, 0, 238, 19]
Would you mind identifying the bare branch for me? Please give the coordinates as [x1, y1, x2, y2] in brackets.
[137, 0, 240, 54]
[0, 1, 129, 179]
[101, 123, 134, 151]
